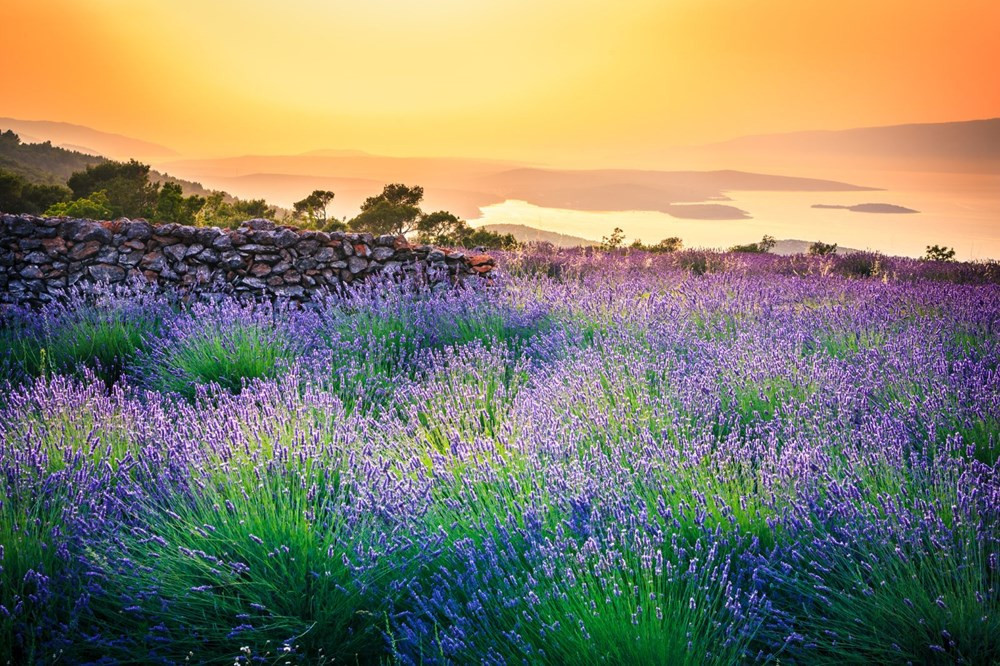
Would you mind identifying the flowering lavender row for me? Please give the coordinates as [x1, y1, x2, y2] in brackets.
[1, 254, 998, 664]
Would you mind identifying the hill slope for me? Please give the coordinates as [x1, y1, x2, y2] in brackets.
[478, 224, 597, 247]
[703, 118, 1000, 172]
[0, 118, 177, 160]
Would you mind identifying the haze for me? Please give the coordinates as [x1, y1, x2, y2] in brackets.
[3, 0, 999, 258]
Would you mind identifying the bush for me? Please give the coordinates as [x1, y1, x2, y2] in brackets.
[142, 303, 304, 399]
[834, 251, 888, 278]
[923, 244, 957, 262]
[808, 240, 838, 256]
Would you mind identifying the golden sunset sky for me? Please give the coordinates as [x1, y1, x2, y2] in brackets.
[4, 0, 999, 165]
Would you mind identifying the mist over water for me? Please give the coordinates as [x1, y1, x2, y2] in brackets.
[473, 171, 1000, 260]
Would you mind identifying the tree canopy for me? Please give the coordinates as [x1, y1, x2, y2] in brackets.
[67, 159, 160, 218]
[729, 234, 776, 254]
[0, 168, 71, 215]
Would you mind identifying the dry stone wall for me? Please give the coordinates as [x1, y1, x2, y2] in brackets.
[0, 214, 495, 305]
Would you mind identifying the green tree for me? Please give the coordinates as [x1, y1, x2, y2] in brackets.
[730, 234, 776, 254]
[153, 182, 205, 225]
[657, 237, 683, 253]
[416, 210, 467, 246]
[0, 169, 26, 213]
[923, 244, 956, 262]
[808, 240, 838, 256]
[45, 190, 114, 219]
[349, 183, 426, 235]
[461, 228, 519, 250]
[0, 169, 71, 214]
[196, 192, 277, 229]
[631, 236, 684, 253]
[415, 211, 518, 249]
[67, 159, 160, 218]
[24, 182, 72, 213]
[292, 189, 336, 228]
[347, 183, 422, 236]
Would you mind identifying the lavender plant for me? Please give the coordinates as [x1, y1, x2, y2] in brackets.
[0, 249, 997, 664]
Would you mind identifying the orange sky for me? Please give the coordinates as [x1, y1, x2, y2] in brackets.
[4, 0, 999, 166]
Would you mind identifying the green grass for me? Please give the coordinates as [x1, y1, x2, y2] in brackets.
[85, 459, 406, 664]
[0, 308, 162, 388]
[149, 322, 299, 400]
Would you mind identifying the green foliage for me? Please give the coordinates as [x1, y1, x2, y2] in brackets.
[0, 305, 162, 387]
[0, 129, 103, 184]
[44, 189, 114, 219]
[92, 463, 400, 663]
[195, 191, 277, 228]
[767, 533, 1000, 665]
[0, 477, 83, 665]
[461, 227, 519, 250]
[152, 181, 205, 224]
[808, 240, 838, 256]
[148, 322, 298, 399]
[348, 183, 425, 235]
[67, 159, 160, 218]
[924, 244, 957, 262]
[600, 227, 625, 251]
[835, 251, 886, 278]
[349, 196, 421, 236]
[291, 189, 337, 229]
[416, 210, 519, 249]
[0, 168, 71, 214]
[729, 234, 776, 254]
[630, 236, 684, 253]
[416, 210, 466, 245]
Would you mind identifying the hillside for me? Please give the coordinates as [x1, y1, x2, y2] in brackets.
[700, 118, 1000, 173]
[0, 128, 225, 201]
[0, 117, 177, 160]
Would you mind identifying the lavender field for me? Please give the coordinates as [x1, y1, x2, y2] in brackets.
[2, 249, 998, 665]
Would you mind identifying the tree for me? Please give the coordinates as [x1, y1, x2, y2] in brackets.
[153, 182, 205, 225]
[67, 159, 160, 218]
[362, 183, 424, 209]
[416, 210, 467, 246]
[196, 192, 277, 229]
[600, 227, 625, 251]
[923, 244, 956, 262]
[349, 183, 425, 236]
[808, 240, 838, 256]
[730, 234, 776, 254]
[0, 169, 71, 214]
[461, 228, 519, 250]
[350, 198, 421, 236]
[415, 211, 518, 249]
[292, 189, 336, 228]
[45, 190, 114, 219]
[657, 237, 683, 253]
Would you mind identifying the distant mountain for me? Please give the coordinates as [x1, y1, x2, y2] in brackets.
[771, 239, 862, 256]
[701, 118, 1000, 173]
[164, 151, 875, 219]
[0, 118, 178, 160]
[478, 224, 597, 247]
[473, 169, 870, 219]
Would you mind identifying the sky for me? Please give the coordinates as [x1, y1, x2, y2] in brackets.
[4, 0, 1000, 166]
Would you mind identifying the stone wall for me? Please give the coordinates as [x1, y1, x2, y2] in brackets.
[0, 215, 495, 304]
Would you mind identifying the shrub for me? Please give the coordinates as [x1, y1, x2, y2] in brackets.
[923, 244, 957, 262]
[808, 240, 838, 256]
[834, 251, 888, 278]
[142, 303, 303, 399]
